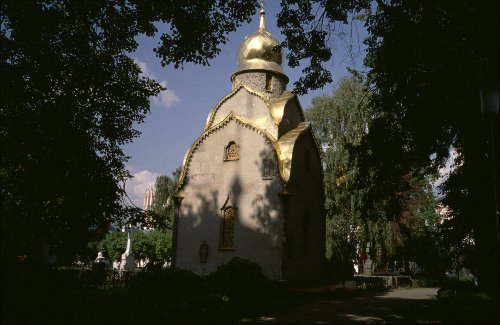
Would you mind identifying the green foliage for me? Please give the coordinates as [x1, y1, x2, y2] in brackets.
[0, 0, 257, 263]
[358, 0, 498, 291]
[307, 73, 449, 275]
[277, 0, 371, 94]
[278, 0, 499, 294]
[411, 274, 448, 288]
[146, 168, 180, 230]
[130, 258, 272, 322]
[436, 279, 497, 323]
[205, 257, 271, 307]
[98, 229, 171, 268]
[131, 268, 202, 302]
[0, 0, 163, 261]
[134, 230, 172, 269]
[98, 231, 127, 262]
[354, 275, 387, 290]
[306, 73, 372, 263]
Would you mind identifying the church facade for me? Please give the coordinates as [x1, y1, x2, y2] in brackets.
[172, 8, 325, 281]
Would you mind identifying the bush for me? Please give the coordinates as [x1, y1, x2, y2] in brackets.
[205, 257, 273, 313]
[128, 258, 275, 322]
[437, 277, 477, 297]
[411, 273, 448, 287]
[131, 268, 202, 301]
[354, 275, 388, 289]
[129, 269, 212, 323]
[436, 285, 497, 323]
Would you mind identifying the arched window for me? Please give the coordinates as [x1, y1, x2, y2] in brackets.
[221, 207, 235, 249]
[224, 141, 239, 161]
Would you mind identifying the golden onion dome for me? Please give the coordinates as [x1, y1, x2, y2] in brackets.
[232, 7, 286, 80]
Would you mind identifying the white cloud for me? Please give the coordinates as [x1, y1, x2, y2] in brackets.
[133, 58, 180, 109]
[125, 166, 159, 208]
[155, 80, 180, 108]
[135, 58, 155, 79]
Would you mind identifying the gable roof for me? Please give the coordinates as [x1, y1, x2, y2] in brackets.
[204, 84, 305, 132]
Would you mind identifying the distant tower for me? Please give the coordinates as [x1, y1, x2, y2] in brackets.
[143, 187, 155, 210]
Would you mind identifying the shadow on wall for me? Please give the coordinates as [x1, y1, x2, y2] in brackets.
[173, 147, 284, 280]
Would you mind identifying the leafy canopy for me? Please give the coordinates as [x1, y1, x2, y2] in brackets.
[0, 0, 257, 262]
[306, 73, 445, 274]
[306, 73, 372, 261]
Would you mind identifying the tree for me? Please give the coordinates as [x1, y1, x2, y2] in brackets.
[277, 0, 370, 94]
[145, 168, 181, 230]
[279, 0, 498, 293]
[359, 0, 498, 290]
[98, 229, 171, 269]
[134, 230, 172, 270]
[307, 73, 446, 274]
[98, 230, 127, 262]
[306, 72, 373, 264]
[1, 1, 257, 264]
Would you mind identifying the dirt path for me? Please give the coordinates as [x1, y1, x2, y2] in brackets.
[250, 287, 440, 324]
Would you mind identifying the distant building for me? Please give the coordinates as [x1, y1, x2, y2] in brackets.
[172, 7, 326, 281]
[143, 187, 155, 210]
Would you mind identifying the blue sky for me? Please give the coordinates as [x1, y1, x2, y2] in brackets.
[123, 2, 367, 207]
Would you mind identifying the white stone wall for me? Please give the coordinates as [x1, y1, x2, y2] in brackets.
[176, 120, 283, 279]
[208, 88, 279, 139]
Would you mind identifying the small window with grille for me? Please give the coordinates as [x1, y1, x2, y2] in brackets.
[224, 141, 239, 161]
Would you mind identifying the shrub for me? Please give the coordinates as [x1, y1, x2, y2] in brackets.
[411, 273, 448, 287]
[129, 269, 211, 323]
[354, 275, 388, 289]
[131, 268, 202, 301]
[205, 257, 272, 312]
[436, 286, 497, 323]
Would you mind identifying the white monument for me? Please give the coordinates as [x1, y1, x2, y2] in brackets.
[120, 227, 136, 271]
[363, 242, 373, 276]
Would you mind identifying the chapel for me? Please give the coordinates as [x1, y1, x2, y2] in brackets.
[171, 6, 325, 280]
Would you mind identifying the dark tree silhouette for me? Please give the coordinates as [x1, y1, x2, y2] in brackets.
[0, 0, 256, 263]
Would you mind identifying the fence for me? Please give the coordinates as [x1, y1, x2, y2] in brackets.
[78, 268, 139, 288]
